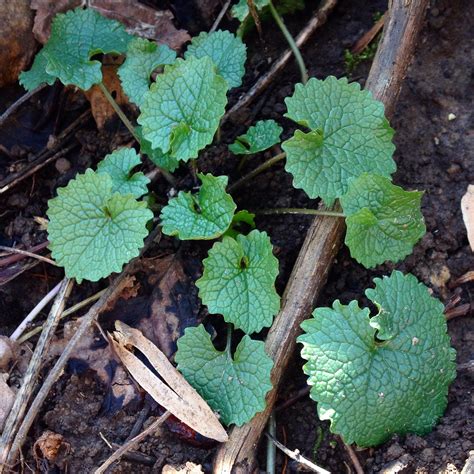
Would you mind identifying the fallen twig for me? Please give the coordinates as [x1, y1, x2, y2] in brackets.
[210, 0, 232, 33]
[0, 109, 91, 195]
[94, 412, 170, 474]
[223, 0, 338, 123]
[214, 0, 430, 471]
[342, 441, 364, 474]
[351, 12, 386, 55]
[265, 433, 330, 474]
[0, 85, 46, 129]
[0, 278, 73, 472]
[0, 241, 49, 268]
[10, 281, 62, 341]
[0, 245, 56, 267]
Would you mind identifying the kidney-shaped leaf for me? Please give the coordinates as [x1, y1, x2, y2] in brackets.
[47, 169, 152, 283]
[298, 271, 456, 447]
[175, 324, 273, 426]
[341, 173, 425, 268]
[282, 76, 396, 205]
[160, 173, 236, 240]
[196, 230, 280, 334]
[118, 37, 176, 107]
[138, 56, 228, 162]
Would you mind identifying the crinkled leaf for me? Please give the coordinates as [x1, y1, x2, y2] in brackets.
[282, 76, 396, 204]
[19, 49, 56, 91]
[341, 174, 425, 268]
[175, 324, 273, 426]
[298, 270, 456, 447]
[47, 169, 152, 283]
[231, 0, 270, 21]
[229, 120, 282, 155]
[196, 230, 280, 334]
[185, 30, 246, 89]
[97, 148, 150, 198]
[41, 8, 132, 90]
[136, 126, 179, 172]
[160, 174, 236, 240]
[118, 37, 176, 107]
[138, 56, 228, 162]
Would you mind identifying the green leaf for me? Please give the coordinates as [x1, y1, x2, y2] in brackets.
[185, 30, 246, 89]
[118, 37, 176, 107]
[160, 173, 236, 240]
[136, 127, 180, 172]
[282, 76, 396, 204]
[196, 230, 280, 334]
[340, 174, 425, 268]
[175, 324, 273, 426]
[231, 0, 270, 22]
[19, 49, 56, 91]
[229, 120, 282, 155]
[137, 56, 228, 162]
[96, 148, 150, 198]
[47, 169, 152, 283]
[41, 8, 132, 90]
[298, 270, 456, 447]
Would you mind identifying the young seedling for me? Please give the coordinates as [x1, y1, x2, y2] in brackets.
[298, 271, 456, 446]
[18, 6, 454, 438]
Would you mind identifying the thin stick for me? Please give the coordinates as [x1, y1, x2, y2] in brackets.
[0, 241, 49, 268]
[98, 82, 139, 141]
[342, 442, 364, 474]
[6, 227, 160, 468]
[0, 246, 56, 267]
[0, 85, 46, 128]
[265, 433, 330, 474]
[254, 208, 345, 218]
[210, 0, 232, 33]
[224, 0, 338, 122]
[268, 0, 308, 84]
[10, 281, 62, 341]
[0, 144, 77, 195]
[94, 412, 170, 474]
[266, 412, 276, 474]
[0, 109, 91, 194]
[228, 152, 286, 193]
[17, 288, 107, 344]
[0, 278, 73, 472]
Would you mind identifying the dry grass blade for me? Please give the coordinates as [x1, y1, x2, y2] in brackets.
[112, 321, 228, 443]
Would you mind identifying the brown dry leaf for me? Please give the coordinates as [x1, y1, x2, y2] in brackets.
[31, 0, 190, 50]
[0, 374, 15, 431]
[461, 185, 474, 251]
[112, 321, 228, 442]
[162, 462, 204, 474]
[0, 336, 18, 371]
[31, 0, 82, 44]
[84, 62, 129, 129]
[138, 254, 201, 358]
[33, 430, 70, 468]
[0, 1, 36, 86]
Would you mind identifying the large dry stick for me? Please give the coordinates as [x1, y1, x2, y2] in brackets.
[213, 1, 429, 471]
[0, 278, 73, 472]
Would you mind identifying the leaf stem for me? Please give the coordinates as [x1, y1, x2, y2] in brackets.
[228, 152, 286, 193]
[225, 323, 233, 355]
[98, 82, 139, 141]
[268, 1, 308, 84]
[99, 82, 177, 187]
[254, 208, 345, 218]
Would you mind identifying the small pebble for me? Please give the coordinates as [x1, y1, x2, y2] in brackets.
[448, 113, 457, 121]
[55, 158, 71, 174]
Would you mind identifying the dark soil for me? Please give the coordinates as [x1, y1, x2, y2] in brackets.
[0, 0, 472, 473]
